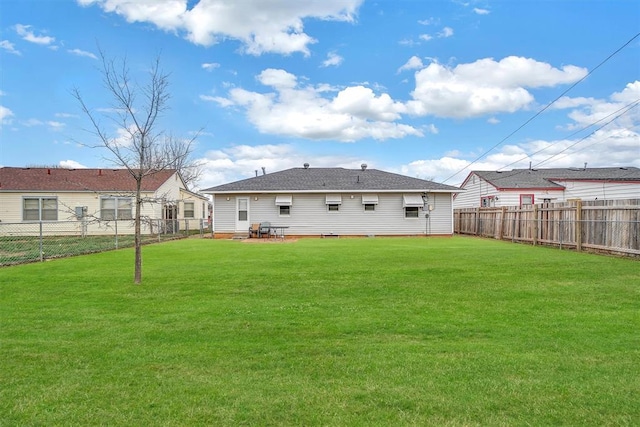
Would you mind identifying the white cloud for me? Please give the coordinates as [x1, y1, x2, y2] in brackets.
[78, 0, 363, 56]
[554, 81, 640, 130]
[206, 57, 591, 141]
[208, 68, 421, 142]
[197, 94, 639, 189]
[398, 38, 418, 47]
[438, 27, 454, 38]
[0, 40, 21, 55]
[59, 160, 87, 168]
[200, 94, 235, 107]
[331, 86, 405, 122]
[68, 48, 98, 59]
[424, 123, 439, 134]
[196, 143, 365, 188]
[418, 18, 439, 26]
[417, 26, 453, 43]
[321, 51, 343, 67]
[473, 8, 490, 15]
[47, 121, 66, 130]
[15, 24, 55, 45]
[487, 117, 500, 124]
[407, 56, 588, 118]
[0, 106, 14, 126]
[401, 82, 640, 185]
[22, 118, 44, 127]
[202, 62, 220, 71]
[55, 112, 79, 118]
[397, 56, 424, 73]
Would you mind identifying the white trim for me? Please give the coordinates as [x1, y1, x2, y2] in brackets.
[204, 189, 463, 195]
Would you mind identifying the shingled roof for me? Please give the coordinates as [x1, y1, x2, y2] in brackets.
[471, 167, 640, 190]
[203, 167, 461, 193]
[0, 167, 178, 192]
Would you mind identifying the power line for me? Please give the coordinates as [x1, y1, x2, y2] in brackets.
[534, 101, 640, 168]
[472, 102, 640, 187]
[442, 31, 640, 184]
[496, 98, 640, 172]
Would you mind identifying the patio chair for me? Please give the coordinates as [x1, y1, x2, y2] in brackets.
[259, 221, 272, 238]
[248, 223, 260, 238]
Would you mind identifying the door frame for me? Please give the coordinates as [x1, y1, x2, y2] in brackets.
[235, 197, 250, 232]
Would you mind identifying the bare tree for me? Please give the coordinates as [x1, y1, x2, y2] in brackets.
[72, 50, 199, 284]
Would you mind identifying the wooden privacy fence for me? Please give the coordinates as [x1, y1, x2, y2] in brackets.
[454, 199, 640, 257]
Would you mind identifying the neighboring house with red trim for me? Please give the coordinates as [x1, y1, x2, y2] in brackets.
[453, 167, 640, 208]
[0, 167, 208, 234]
[203, 164, 462, 238]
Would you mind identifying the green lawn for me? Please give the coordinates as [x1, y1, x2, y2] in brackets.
[1, 237, 638, 426]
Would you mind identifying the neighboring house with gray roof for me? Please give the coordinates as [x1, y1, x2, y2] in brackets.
[453, 167, 640, 208]
[0, 167, 208, 234]
[202, 164, 462, 238]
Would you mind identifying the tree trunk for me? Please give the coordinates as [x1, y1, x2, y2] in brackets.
[134, 179, 142, 284]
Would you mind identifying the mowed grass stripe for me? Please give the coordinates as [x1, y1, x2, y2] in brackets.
[1, 237, 638, 425]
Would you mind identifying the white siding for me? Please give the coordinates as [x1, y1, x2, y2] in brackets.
[452, 174, 500, 208]
[213, 192, 454, 236]
[1, 191, 163, 223]
[156, 172, 183, 202]
[559, 181, 640, 201]
[213, 195, 237, 232]
[455, 173, 640, 209]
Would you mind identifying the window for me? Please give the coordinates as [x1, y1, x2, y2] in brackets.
[279, 205, 291, 216]
[275, 195, 292, 216]
[184, 201, 195, 218]
[403, 194, 423, 218]
[405, 207, 420, 218]
[520, 194, 534, 206]
[481, 196, 495, 207]
[101, 197, 132, 220]
[23, 197, 58, 221]
[326, 194, 342, 212]
[238, 198, 248, 221]
[362, 194, 378, 212]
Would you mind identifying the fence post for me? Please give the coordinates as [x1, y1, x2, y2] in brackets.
[114, 220, 119, 250]
[475, 207, 480, 236]
[575, 200, 582, 252]
[532, 204, 538, 246]
[39, 221, 44, 262]
[498, 207, 506, 240]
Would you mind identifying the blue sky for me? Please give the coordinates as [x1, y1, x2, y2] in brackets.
[1, 0, 639, 189]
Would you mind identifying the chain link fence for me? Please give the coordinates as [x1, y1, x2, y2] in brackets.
[0, 218, 212, 266]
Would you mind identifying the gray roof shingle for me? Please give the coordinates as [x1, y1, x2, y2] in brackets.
[203, 167, 461, 193]
[473, 167, 640, 189]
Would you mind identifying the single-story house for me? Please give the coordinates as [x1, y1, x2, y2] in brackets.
[453, 167, 640, 208]
[0, 167, 209, 234]
[202, 164, 461, 238]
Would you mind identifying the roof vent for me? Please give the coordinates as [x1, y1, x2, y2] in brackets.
[361, 163, 367, 171]
[303, 163, 309, 169]
[261, 167, 266, 175]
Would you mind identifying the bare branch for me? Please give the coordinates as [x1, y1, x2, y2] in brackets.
[73, 50, 202, 284]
